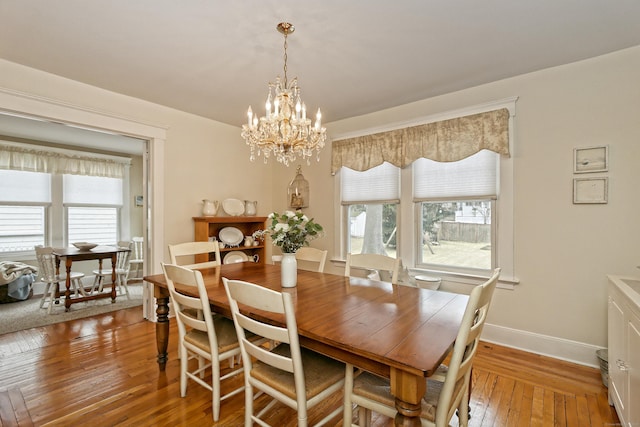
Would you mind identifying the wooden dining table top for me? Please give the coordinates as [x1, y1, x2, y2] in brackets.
[145, 261, 469, 380]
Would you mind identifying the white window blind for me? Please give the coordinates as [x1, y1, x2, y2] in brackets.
[67, 207, 118, 245]
[63, 174, 123, 205]
[0, 206, 45, 252]
[0, 170, 51, 203]
[341, 162, 400, 204]
[413, 150, 499, 201]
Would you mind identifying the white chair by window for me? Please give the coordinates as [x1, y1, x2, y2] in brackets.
[295, 247, 328, 273]
[91, 241, 132, 299]
[223, 277, 345, 427]
[162, 263, 246, 422]
[343, 268, 501, 427]
[344, 253, 401, 284]
[34, 245, 86, 314]
[168, 241, 222, 269]
[128, 236, 144, 281]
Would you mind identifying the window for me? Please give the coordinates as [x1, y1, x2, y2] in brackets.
[0, 170, 50, 253]
[333, 101, 516, 283]
[341, 162, 400, 258]
[414, 151, 498, 272]
[64, 174, 122, 245]
[339, 153, 498, 273]
[0, 144, 130, 258]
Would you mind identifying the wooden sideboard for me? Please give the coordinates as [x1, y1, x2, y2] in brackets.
[193, 216, 267, 265]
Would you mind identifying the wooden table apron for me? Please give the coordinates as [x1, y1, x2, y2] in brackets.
[144, 262, 468, 426]
[53, 246, 130, 311]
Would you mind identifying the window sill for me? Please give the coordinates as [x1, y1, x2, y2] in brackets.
[330, 259, 518, 290]
[409, 267, 519, 290]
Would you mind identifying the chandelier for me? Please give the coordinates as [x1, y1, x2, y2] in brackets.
[241, 22, 326, 166]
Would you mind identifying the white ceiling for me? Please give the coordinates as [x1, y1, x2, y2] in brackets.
[1, 1, 640, 149]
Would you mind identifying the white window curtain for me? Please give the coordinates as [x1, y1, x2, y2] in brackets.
[413, 150, 499, 201]
[0, 142, 129, 178]
[341, 162, 400, 204]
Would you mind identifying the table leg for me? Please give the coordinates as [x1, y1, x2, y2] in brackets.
[64, 258, 73, 311]
[390, 368, 425, 427]
[154, 286, 170, 371]
[54, 257, 61, 303]
[110, 254, 117, 302]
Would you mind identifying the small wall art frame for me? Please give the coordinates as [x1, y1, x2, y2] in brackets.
[574, 145, 608, 173]
[573, 177, 608, 204]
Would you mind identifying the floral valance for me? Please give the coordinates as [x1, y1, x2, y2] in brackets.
[0, 143, 129, 178]
[331, 108, 510, 174]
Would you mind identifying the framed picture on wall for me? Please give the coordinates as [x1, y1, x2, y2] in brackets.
[574, 146, 608, 173]
[573, 177, 608, 204]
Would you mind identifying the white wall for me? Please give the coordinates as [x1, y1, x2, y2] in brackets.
[273, 46, 640, 366]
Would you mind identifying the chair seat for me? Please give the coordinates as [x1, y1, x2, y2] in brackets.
[184, 316, 240, 354]
[56, 271, 85, 281]
[352, 371, 463, 423]
[92, 268, 128, 276]
[252, 343, 345, 401]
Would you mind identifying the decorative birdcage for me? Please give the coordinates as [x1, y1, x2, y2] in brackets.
[288, 165, 309, 209]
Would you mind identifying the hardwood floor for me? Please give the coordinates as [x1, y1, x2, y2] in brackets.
[0, 307, 620, 426]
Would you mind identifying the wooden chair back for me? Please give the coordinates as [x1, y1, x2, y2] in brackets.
[168, 241, 221, 269]
[295, 247, 328, 272]
[435, 267, 501, 425]
[344, 253, 400, 284]
[223, 277, 345, 426]
[34, 246, 57, 283]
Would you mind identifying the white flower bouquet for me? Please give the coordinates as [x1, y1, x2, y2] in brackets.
[253, 211, 323, 254]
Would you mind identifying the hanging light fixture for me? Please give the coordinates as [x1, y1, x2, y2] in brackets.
[241, 22, 326, 166]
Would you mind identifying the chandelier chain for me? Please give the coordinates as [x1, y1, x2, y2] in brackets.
[283, 32, 288, 88]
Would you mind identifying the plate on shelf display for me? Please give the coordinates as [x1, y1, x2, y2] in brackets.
[223, 251, 249, 264]
[219, 226, 243, 246]
[222, 198, 244, 216]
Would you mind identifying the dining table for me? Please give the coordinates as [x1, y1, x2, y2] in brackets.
[53, 245, 130, 311]
[144, 262, 469, 426]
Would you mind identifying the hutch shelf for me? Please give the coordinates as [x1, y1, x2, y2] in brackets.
[193, 216, 267, 265]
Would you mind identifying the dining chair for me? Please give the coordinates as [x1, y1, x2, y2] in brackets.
[128, 236, 144, 280]
[168, 241, 222, 269]
[344, 253, 401, 284]
[223, 277, 346, 427]
[34, 245, 86, 314]
[162, 263, 245, 422]
[295, 247, 328, 273]
[343, 268, 501, 427]
[91, 241, 132, 299]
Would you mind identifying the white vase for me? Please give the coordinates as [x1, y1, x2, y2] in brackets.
[280, 252, 297, 288]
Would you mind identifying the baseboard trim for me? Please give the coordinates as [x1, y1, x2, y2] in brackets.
[482, 323, 604, 369]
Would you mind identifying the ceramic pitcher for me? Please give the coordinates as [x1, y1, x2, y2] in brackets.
[244, 200, 257, 216]
[202, 199, 219, 216]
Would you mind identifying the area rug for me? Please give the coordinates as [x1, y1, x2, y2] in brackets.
[0, 284, 144, 335]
